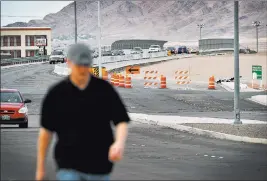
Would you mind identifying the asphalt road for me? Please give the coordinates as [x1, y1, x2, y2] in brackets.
[1, 63, 267, 180]
[1, 122, 267, 180]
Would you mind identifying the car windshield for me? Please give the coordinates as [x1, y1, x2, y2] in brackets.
[52, 51, 63, 55]
[151, 45, 159, 48]
[133, 48, 141, 50]
[167, 47, 175, 50]
[1, 92, 22, 103]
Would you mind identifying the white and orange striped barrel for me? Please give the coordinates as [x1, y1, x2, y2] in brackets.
[119, 75, 125, 88]
[125, 75, 132, 88]
[110, 74, 115, 85]
[114, 74, 119, 86]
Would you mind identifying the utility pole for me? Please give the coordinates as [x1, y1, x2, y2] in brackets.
[197, 24, 204, 40]
[252, 21, 261, 53]
[98, 1, 102, 78]
[74, 1, 77, 43]
[234, 1, 241, 124]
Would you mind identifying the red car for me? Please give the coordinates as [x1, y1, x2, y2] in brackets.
[0, 89, 32, 128]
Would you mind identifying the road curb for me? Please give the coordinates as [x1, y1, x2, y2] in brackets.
[247, 97, 267, 106]
[1, 61, 47, 69]
[133, 118, 267, 145]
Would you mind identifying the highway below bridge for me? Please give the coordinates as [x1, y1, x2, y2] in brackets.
[1, 63, 267, 180]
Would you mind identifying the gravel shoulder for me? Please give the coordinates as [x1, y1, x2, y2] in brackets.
[181, 123, 267, 139]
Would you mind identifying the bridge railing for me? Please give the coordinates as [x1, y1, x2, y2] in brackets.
[1, 51, 168, 67]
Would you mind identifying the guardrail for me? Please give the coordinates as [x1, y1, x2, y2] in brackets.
[1, 51, 167, 67]
[54, 52, 193, 76]
[1, 56, 49, 66]
[92, 51, 167, 64]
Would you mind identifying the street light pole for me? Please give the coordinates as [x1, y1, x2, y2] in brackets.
[234, 1, 241, 124]
[197, 24, 204, 40]
[98, 1, 102, 78]
[74, 1, 77, 43]
[252, 21, 261, 53]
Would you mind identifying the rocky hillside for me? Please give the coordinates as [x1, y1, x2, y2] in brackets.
[5, 0, 267, 47]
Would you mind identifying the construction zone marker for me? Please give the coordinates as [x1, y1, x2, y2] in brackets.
[175, 70, 191, 85]
[208, 76, 216, 89]
[144, 70, 159, 88]
[160, 75, 167, 89]
[119, 75, 125, 88]
[125, 76, 132, 88]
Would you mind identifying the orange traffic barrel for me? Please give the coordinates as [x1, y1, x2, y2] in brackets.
[119, 75, 125, 88]
[110, 74, 114, 85]
[160, 75, 167, 89]
[103, 70, 108, 81]
[114, 74, 119, 87]
[208, 76, 215, 89]
[125, 76, 132, 88]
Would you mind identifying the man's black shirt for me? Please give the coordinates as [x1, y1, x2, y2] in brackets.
[40, 75, 130, 174]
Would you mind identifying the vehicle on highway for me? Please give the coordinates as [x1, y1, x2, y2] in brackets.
[93, 50, 98, 58]
[190, 48, 198, 54]
[49, 50, 66, 64]
[148, 45, 161, 53]
[111, 50, 125, 56]
[101, 50, 113, 56]
[0, 89, 32, 128]
[166, 47, 176, 54]
[177, 46, 189, 54]
[130, 47, 143, 54]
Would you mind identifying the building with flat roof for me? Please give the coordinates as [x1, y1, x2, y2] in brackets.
[198, 38, 234, 54]
[111, 39, 168, 50]
[0, 27, 52, 58]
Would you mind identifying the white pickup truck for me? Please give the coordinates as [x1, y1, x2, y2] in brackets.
[148, 45, 161, 53]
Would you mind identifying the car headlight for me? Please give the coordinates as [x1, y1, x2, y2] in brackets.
[18, 106, 28, 114]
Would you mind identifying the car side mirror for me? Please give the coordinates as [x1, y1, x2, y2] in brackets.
[24, 99, 32, 103]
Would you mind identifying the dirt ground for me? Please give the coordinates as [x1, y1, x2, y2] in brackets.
[139, 53, 267, 86]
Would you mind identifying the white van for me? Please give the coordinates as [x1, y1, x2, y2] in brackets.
[148, 45, 161, 53]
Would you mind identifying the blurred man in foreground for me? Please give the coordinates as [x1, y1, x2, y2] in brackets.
[35, 43, 130, 180]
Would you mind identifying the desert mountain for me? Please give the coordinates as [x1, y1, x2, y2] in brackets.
[5, 1, 267, 48]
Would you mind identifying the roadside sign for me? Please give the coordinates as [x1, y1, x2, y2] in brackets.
[126, 66, 140, 74]
[35, 38, 47, 46]
[252, 65, 262, 80]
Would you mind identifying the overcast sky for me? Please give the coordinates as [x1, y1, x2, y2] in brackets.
[1, 1, 73, 26]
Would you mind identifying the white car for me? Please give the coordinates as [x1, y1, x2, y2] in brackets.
[49, 50, 66, 64]
[130, 47, 143, 54]
[148, 45, 161, 53]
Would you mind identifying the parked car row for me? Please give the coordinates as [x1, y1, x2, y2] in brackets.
[165, 46, 191, 54]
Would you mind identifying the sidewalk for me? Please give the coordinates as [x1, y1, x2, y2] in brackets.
[129, 113, 267, 144]
[248, 95, 267, 106]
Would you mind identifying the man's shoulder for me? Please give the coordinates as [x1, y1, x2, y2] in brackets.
[92, 75, 113, 90]
[46, 78, 69, 97]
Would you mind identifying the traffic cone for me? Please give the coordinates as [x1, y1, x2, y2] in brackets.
[160, 75, 167, 89]
[125, 76, 132, 88]
[208, 76, 215, 89]
[119, 75, 125, 88]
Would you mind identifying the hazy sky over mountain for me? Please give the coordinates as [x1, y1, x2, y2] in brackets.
[1, 1, 72, 26]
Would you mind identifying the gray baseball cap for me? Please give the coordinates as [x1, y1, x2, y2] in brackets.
[67, 43, 93, 66]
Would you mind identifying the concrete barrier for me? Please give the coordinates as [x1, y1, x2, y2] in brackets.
[55, 51, 169, 75]
[92, 51, 167, 64]
[54, 52, 193, 76]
